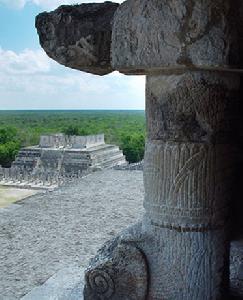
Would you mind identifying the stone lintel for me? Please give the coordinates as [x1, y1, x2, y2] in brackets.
[112, 0, 243, 74]
[116, 66, 243, 76]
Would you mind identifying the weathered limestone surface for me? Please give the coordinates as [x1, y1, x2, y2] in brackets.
[112, 0, 241, 74]
[230, 240, 243, 298]
[84, 232, 148, 300]
[142, 72, 240, 299]
[8, 133, 126, 192]
[39, 133, 105, 149]
[35, 1, 243, 299]
[146, 73, 240, 143]
[36, 2, 119, 75]
[84, 72, 239, 299]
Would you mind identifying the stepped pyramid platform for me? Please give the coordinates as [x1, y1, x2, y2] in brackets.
[13, 133, 126, 174]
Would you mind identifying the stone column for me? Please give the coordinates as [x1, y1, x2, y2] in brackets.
[35, 0, 243, 299]
[143, 71, 240, 299]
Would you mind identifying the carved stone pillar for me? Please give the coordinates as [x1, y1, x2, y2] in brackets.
[35, 0, 243, 299]
[143, 71, 240, 299]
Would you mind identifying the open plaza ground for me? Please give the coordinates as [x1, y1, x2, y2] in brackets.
[0, 187, 40, 209]
[0, 170, 144, 299]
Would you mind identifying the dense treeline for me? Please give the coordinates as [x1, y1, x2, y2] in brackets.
[0, 127, 20, 167]
[0, 110, 145, 166]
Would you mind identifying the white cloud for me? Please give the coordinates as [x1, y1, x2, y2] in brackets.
[0, 0, 123, 10]
[32, 0, 80, 10]
[0, 47, 51, 74]
[0, 0, 26, 9]
[0, 47, 145, 109]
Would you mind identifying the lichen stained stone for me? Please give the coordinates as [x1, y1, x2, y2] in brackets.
[36, 2, 119, 75]
[112, 0, 241, 75]
[84, 236, 148, 300]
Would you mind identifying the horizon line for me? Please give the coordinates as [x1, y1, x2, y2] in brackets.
[0, 109, 145, 111]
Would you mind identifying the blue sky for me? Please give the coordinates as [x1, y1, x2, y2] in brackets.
[0, 0, 145, 110]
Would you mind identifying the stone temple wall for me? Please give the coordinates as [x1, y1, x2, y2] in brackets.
[39, 134, 105, 149]
[8, 134, 126, 190]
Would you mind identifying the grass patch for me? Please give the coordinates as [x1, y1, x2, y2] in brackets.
[0, 187, 39, 208]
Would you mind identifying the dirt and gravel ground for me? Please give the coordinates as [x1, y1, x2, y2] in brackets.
[0, 170, 144, 300]
[0, 187, 40, 208]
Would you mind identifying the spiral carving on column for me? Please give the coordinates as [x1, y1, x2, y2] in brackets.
[87, 269, 115, 298]
[84, 237, 148, 300]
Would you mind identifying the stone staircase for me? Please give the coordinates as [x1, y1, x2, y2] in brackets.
[12, 138, 126, 176]
[13, 148, 42, 171]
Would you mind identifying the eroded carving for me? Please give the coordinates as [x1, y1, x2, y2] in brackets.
[87, 269, 115, 299]
[84, 235, 148, 300]
[141, 221, 228, 300]
[144, 141, 236, 229]
[36, 2, 119, 75]
[146, 73, 240, 142]
[35, 0, 243, 299]
[112, 0, 240, 74]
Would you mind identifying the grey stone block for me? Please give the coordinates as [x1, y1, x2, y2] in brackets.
[112, 0, 241, 74]
[36, 2, 119, 75]
[21, 265, 85, 300]
[35, 0, 243, 299]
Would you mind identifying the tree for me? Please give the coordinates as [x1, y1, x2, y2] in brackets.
[0, 127, 18, 144]
[63, 125, 80, 136]
[0, 127, 20, 167]
[120, 133, 145, 163]
[0, 142, 20, 167]
[63, 125, 90, 136]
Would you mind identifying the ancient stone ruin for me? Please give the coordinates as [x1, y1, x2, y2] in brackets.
[36, 1, 243, 299]
[0, 133, 126, 190]
[0, 164, 69, 190]
[13, 133, 126, 173]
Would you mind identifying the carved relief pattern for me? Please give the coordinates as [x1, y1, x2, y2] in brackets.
[146, 72, 240, 142]
[84, 239, 148, 300]
[144, 141, 236, 229]
[142, 226, 228, 299]
[112, 0, 240, 72]
[87, 269, 115, 299]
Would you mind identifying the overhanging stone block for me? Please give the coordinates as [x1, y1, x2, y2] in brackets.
[36, 2, 119, 75]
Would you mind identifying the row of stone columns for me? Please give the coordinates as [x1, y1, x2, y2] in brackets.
[0, 167, 84, 187]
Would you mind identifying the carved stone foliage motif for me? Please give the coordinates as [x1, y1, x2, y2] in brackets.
[84, 237, 148, 300]
[144, 141, 236, 230]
